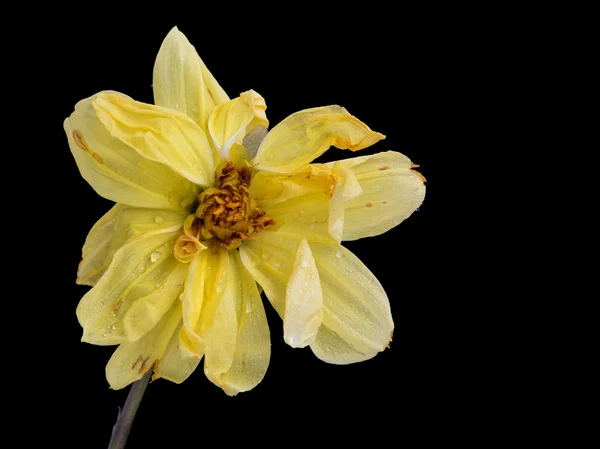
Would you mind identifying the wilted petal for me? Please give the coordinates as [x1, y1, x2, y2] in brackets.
[153, 26, 229, 132]
[76, 229, 183, 345]
[253, 106, 385, 173]
[309, 243, 394, 364]
[65, 92, 196, 209]
[93, 93, 215, 187]
[106, 302, 183, 390]
[327, 151, 426, 240]
[208, 90, 268, 159]
[77, 205, 185, 286]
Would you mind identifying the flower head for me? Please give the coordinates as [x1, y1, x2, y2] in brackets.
[66, 27, 426, 396]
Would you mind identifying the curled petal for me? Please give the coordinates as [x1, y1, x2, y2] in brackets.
[174, 234, 207, 264]
[253, 106, 384, 173]
[93, 93, 215, 187]
[208, 90, 268, 159]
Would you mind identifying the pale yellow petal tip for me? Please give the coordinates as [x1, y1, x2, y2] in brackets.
[165, 26, 185, 41]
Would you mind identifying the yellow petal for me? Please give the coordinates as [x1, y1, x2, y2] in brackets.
[180, 246, 230, 356]
[106, 302, 183, 390]
[216, 254, 270, 395]
[93, 93, 215, 187]
[153, 26, 229, 133]
[152, 321, 202, 384]
[239, 231, 305, 317]
[208, 90, 268, 159]
[284, 239, 323, 348]
[76, 229, 182, 345]
[308, 243, 394, 364]
[202, 251, 240, 390]
[65, 92, 196, 209]
[253, 106, 385, 173]
[250, 166, 337, 244]
[121, 262, 187, 342]
[178, 325, 204, 359]
[328, 162, 363, 242]
[77, 204, 186, 286]
[327, 151, 426, 240]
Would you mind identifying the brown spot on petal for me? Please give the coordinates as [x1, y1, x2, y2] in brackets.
[366, 202, 373, 207]
[138, 357, 150, 374]
[411, 169, 427, 183]
[410, 163, 420, 168]
[113, 299, 124, 313]
[385, 329, 394, 349]
[379, 165, 390, 170]
[151, 360, 160, 382]
[132, 355, 143, 370]
[72, 130, 103, 164]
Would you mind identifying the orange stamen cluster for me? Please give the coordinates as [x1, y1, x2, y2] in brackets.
[174, 161, 275, 261]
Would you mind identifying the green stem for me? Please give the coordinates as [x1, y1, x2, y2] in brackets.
[107, 369, 152, 449]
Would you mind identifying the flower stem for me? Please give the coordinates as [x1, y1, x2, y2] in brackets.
[107, 369, 152, 449]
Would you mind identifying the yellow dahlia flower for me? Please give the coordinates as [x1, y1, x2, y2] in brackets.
[65, 27, 426, 396]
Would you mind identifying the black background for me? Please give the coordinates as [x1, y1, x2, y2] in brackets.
[34, 10, 459, 448]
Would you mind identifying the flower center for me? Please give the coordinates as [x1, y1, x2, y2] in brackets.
[174, 161, 275, 262]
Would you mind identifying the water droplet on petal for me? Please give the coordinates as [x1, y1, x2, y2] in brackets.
[99, 302, 104, 306]
[245, 301, 253, 313]
[112, 323, 119, 330]
[103, 332, 112, 337]
[301, 260, 309, 268]
[192, 106, 199, 115]
[150, 251, 161, 263]
[216, 284, 223, 293]
[335, 251, 343, 259]
[275, 262, 281, 269]
[155, 216, 164, 224]
[262, 252, 271, 260]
